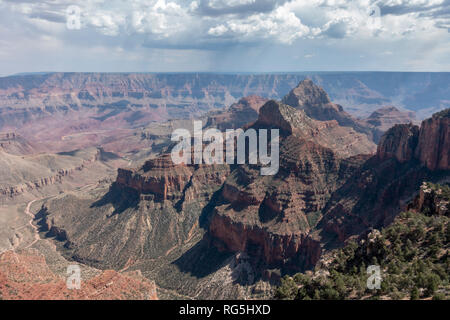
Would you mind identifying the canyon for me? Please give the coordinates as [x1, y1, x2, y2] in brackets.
[0, 72, 447, 155]
[0, 74, 448, 300]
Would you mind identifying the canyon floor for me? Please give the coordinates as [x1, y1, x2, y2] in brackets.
[0, 159, 157, 299]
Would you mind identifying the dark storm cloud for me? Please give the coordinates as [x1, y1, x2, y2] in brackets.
[29, 11, 66, 23]
[197, 0, 289, 17]
[379, 0, 449, 17]
[379, 0, 450, 30]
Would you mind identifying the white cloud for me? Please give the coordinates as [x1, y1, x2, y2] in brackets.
[127, 0, 188, 37]
[0, 0, 448, 73]
[2, 0, 447, 44]
[207, 5, 310, 44]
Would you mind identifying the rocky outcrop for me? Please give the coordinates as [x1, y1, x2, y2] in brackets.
[2, 172, 72, 198]
[36, 151, 231, 269]
[408, 182, 449, 216]
[256, 100, 308, 134]
[116, 155, 194, 202]
[282, 79, 334, 110]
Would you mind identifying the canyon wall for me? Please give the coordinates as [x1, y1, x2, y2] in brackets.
[415, 109, 450, 171]
[321, 108, 450, 242]
[0, 72, 448, 130]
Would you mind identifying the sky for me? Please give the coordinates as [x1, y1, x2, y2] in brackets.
[0, 0, 449, 75]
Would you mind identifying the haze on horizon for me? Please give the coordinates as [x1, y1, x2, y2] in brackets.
[0, 0, 449, 76]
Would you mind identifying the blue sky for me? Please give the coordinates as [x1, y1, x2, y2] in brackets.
[0, 0, 449, 75]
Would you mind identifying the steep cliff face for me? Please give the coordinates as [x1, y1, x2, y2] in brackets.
[116, 155, 194, 202]
[377, 123, 419, 163]
[377, 109, 449, 170]
[415, 109, 450, 171]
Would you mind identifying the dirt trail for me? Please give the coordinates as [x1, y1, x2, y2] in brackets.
[17, 182, 99, 251]
[24, 199, 40, 249]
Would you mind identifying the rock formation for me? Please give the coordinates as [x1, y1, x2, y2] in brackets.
[281, 79, 383, 142]
[377, 123, 419, 163]
[320, 108, 450, 242]
[36, 150, 231, 269]
[254, 100, 376, 157]
[116, 154, 230, 203]
[415, 109, 450, 171]
[408, 182, 449, 216]
[377, 109, 449, 170]
[207, 99, 373, 269]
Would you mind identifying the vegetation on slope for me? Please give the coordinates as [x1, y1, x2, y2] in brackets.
[276, 183, 449, 300]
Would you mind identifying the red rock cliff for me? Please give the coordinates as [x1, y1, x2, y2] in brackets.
[116, 154, 230, 202]
[377, 123, 419, 163]
[377, 109, 449, 170]
[415, 110, 450, 171]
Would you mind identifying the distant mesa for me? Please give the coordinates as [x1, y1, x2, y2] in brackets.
[366, 105, 417, 131]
